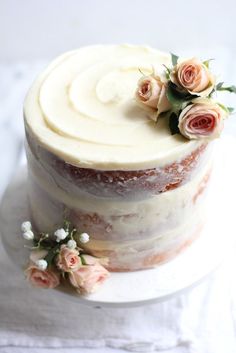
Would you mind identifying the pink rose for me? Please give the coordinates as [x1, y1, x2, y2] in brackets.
[25, 265, 60, 289]
[69, 262, 110, 294]
[171, 58, 215, 96]
[178, 99, 224, 140]
[56, 244, 81, 272]
[136, 75, 170, 113]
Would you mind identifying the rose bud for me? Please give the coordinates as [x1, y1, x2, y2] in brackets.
[136, 75, 171, 114]
[178, 99, 225, 140]
[171, 58, 215, 96]
[56, 244, 81, 272]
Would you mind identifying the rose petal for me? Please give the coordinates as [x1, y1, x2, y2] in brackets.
[178, 101, 224, 140]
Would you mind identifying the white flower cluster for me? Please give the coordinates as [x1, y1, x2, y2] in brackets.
[21, 221, 48, 269]
[35, 259, 48, 270]
[21, 221, 91, 272]
[79, 233, 90, 244]
[54, 229, 89, 244]
[21, 221, 34, 240]
[67, 239, 77, 249]
[54, 228, 68, 242]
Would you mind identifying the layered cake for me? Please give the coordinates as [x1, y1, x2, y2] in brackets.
[23, 44, 215, 272]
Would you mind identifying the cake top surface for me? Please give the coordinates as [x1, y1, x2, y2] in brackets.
[24, 44, 202, 170]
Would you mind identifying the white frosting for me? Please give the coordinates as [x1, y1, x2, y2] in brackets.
[24, 44, 203, 170]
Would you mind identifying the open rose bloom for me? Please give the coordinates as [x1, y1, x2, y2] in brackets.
[25, 245, 109, 294]
[69, 255, 110, 294]
[55, 245, 109, 294]
[171, 58, 215, 97]
[25, 250, 60, 288]
[25, 265, 60, 289]
[178, 99, 225, 140]
[56, 244, 81, 272]
[136, 75, 171, 115]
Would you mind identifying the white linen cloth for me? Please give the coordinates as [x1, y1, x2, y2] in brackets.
[0, 58, 236, 353]
[0, 239, 236, 353]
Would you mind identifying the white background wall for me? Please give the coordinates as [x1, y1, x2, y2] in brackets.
[1, 0, 236, 62]
[0, 0, 236, 195]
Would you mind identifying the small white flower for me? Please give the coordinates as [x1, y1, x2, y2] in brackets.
[35, 259, 48, 271]
[21, 221, 32, 233]
[67, 239, 77, 249]
[54, 228, 68, 242]
[79, 233, 90, 243]
[23, 230, 34, 240]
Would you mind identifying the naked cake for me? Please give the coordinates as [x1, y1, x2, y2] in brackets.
[22, 45, 233, 287]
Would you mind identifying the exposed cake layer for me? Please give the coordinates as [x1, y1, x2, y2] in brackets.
[24, 44, 205, 171]
[28, 173, 209, 271]
[26, 141, 211, 234]
[26, 131, 210, 199]
[27, 139, 212, 271]
[82, 223, 204, 271]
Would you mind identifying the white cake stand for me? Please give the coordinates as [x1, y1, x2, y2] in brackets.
[1, 138, 235, 308]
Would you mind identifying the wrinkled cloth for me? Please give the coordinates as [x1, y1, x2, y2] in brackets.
[0, 241, 236, 353]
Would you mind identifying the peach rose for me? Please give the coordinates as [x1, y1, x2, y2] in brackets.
[171, 58, 215, 96]
[69, 263, 110, 294]
[178, 99, 224, 140]
[25, 265, 60, 289]
[136, 75, 171, 113]
[56, 244, 81, 272]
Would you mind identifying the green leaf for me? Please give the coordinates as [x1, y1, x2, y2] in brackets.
[169, 112, 180, 135]
[163, 64, 171, 79]
[217, 102, 228, 112]
[166, 82, 196, 112]
[70, 228, 77, 238]
[226, 85, 236, 93]
[202, 59, 213, 68]
[61, 271, 66, 279]
[158, 110, 172, 120]
[63, 220, 70, 233]
[166, 83, 184, 111]
[227, 85, 236, 93]
[227, 107, 234, 113]
[33, 238, 39, 247]
[171, 53, 179, 66]
[138, 67, 145, 76]
[217, 103, 234, 114]
[216, 83, 236, 93]
[216, 82, 224, 90]
[80, 255, 87, 265]
[44, 244, 61, 266]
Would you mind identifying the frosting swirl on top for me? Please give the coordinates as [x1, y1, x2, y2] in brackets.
[24, 44, 203, 170]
